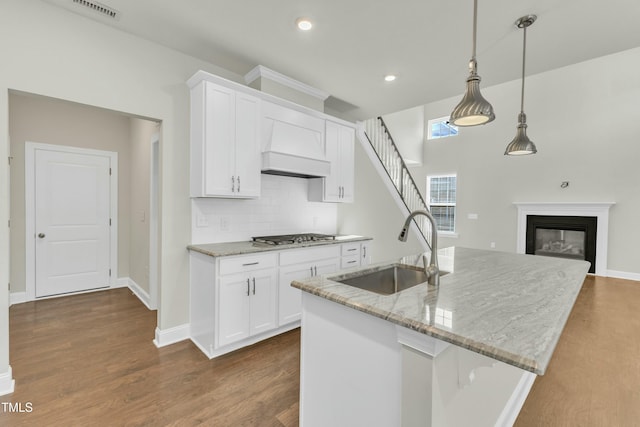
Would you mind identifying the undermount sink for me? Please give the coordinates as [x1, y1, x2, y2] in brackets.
[332, 264, 447, 295]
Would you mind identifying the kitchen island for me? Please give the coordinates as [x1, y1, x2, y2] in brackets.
[292, 247, 590, 427]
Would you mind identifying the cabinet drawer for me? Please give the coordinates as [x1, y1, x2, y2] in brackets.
[219, 253, 277, 275]
[341, 255, 360, 269]
[341, 243, 361, 257]
[280, 245, 341, 266]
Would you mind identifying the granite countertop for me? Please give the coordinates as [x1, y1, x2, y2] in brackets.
[188, 235, 372, 257]
[292, 246, 590, 375]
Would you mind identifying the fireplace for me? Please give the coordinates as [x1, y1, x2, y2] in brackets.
[514, 202, 615, 276]
[526, 215, 597, 273]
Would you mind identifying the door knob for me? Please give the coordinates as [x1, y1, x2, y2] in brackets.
[38, 233, 45, 239]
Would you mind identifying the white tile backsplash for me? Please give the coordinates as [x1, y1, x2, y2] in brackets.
[191, 174, 337, 244]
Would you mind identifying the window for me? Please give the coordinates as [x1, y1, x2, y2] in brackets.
[427, 175, 457, 233]
[427, 116, 458, 140]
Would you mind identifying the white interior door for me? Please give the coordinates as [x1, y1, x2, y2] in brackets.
[34, 148, 111, 297]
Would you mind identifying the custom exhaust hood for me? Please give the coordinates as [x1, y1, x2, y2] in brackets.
[261, 102, 331, 179]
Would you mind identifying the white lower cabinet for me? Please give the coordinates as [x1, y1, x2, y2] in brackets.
[217, 253, 278, 348]
[279, 246, 341, 325]
[189, 240, 372, 358]
[218, 267, 277, 347]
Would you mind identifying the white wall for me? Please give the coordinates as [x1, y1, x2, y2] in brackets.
[129, 119, 160, 294]
[0, 0, 243, 383]
[338, 141, 422, 263]
[382, 105, 424, 166]
[192, 174, 337, 244]
[345, 46, 640, 277]
[421, 46, 640, 277]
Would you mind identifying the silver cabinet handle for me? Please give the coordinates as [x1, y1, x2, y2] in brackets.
[314, 266, 317, 276]
[347, 260, 356, 264]
[232, 176, 236, 192]
[246, 278, 250, 296]
[242, 262, 259, 266]
[38, 233, 45, 239]
[310, 266, 314, 276]
[347, 248, 356, 252]
[363, 246, 367, 259]
[237, 176, 241, 193]
[252, 277, 256, 295]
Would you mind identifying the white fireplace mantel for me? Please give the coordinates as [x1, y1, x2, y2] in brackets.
[514, 202, 615, 276]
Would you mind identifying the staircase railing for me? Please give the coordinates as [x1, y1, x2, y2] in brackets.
[362, 116, 433, 251]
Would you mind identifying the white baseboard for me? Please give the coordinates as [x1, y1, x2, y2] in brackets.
[0, 366, 15, 396]
[607, 270, 640, 282]
[154, 324, 190, 348]
[119, 277, 152, 310]
[9, 292, 26, 306]
[495, 371, 537, 427]
[10, 278, 153, 307]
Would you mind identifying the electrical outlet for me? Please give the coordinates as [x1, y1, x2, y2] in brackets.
[313, 216, 318, 227]
[468, 213, 478, 220]
[196, 214, 208, 227]
[490, 242, 496, 249]
[220, 216, 230, 231]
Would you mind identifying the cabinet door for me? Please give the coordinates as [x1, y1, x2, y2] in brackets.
[278, 257, 340, 326]
[315, 257, 341, 276]
[218, 273, 251, 347]
[204, 82, 236, 197]
[338, 125, 355, 202]
[323, 121, 355, 203]
[278, 263, 313, 325]
[234, 92, 261, 198]
[323, 121, 342, 202]
[249, 269, 278, 335]
[361, 242, 371, 266]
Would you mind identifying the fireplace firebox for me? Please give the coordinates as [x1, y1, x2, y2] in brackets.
[526, 215, 597, 273]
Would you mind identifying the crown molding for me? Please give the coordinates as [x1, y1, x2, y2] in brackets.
[244, 65, 330, 101]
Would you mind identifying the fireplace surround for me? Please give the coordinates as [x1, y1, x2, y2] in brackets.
[514, 202, 615, 276]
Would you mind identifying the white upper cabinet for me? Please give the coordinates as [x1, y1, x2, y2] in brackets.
[309, 120, 355, 203]
[188, 70, 357, 202]
[190, 81, 261, 198]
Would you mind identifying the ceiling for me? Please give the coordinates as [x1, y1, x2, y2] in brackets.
[43, 0, 640, 120]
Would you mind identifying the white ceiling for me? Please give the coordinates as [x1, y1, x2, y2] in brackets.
[43, 0, 640, 120]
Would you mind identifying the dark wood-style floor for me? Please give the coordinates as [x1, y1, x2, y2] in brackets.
[1, 275, 639, 426]
[2, 288, 300, 426]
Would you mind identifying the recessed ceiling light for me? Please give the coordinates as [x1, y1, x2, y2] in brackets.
[384, 75, 397, 82]
[296, 17, 313, 31]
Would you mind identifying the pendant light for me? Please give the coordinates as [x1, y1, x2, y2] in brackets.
[449, 0, 495, 126]
[505, 15, 537, 155]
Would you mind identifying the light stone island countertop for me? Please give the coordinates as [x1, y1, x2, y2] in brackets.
[187, 235, 372, 257]
[292, 246, 590, 375]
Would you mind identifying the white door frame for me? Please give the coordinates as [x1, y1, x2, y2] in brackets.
[149, 134, 159, 310]
[25, 142, 118, 301]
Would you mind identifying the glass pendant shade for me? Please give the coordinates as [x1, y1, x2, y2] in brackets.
[505, 113, 537, 155]
[450, 63, 495, 126]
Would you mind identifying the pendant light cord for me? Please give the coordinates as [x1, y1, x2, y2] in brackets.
[520, 25, 527, 114]
[472, 0, 478, 60]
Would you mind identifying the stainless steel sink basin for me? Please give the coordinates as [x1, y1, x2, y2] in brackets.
[332, 264, 447, 295]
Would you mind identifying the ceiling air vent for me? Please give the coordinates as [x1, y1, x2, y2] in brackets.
[71, 0, 120, 20]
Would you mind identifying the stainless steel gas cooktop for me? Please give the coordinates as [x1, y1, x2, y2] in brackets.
[252, 233, 336, 245]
